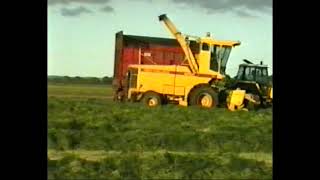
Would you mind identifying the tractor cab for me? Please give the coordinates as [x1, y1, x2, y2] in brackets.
[235, 60, 269, 86]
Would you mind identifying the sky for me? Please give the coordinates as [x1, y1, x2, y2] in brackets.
[48, 0, 272, 78]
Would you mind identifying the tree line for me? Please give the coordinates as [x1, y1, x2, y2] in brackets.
[48, 76, 113, 85]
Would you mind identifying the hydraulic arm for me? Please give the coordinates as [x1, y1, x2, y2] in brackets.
[159, 14, 199, 74]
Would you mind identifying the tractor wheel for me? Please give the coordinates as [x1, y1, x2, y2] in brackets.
[142, 91, 163, 107]
[189, 86, 219, 108]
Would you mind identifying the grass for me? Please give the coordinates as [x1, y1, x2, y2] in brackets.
[48, 84, 272, 179]
[48, 84, 113, 99]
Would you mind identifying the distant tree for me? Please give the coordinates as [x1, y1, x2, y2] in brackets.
[62, 76, 71, 83]
[90, 77, 101, 84]
[102, 76, 112, 84]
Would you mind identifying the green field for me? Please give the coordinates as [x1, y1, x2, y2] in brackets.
[48, 84, 113, 99]
[48, 84, 272, 179]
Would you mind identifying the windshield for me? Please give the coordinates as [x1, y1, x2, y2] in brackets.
[236, 66, 244, 80]
[238, 66, 269, 84]
[256, 67, 269, 85]
[210, 45, 232, 75]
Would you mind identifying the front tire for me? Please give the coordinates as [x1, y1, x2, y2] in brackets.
[142, 91, 163, 107]
[189, 86, 219, 108]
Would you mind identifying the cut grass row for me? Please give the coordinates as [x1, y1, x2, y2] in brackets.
[48, 149, 272, 180]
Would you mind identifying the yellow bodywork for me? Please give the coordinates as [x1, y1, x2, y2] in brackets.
[227, 89, 246, 111]
[128, 64, 222, 105]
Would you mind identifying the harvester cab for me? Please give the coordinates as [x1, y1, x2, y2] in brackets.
[227, 59, 272, 111]
[158, 14, 240, 79]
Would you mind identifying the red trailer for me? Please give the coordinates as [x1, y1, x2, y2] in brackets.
[112, 31, 199, 101]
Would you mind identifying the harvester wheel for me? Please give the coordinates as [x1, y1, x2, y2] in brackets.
[142, 91, 162, 107]
[189, 86, 218, 108]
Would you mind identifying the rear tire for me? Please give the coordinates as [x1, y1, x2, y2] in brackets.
[189, 86, 219, 108]
[142, 91, 163, 107]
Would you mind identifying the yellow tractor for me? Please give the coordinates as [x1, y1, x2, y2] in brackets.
[226, 59, 272, 111]
[123, 14, 241, 108]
